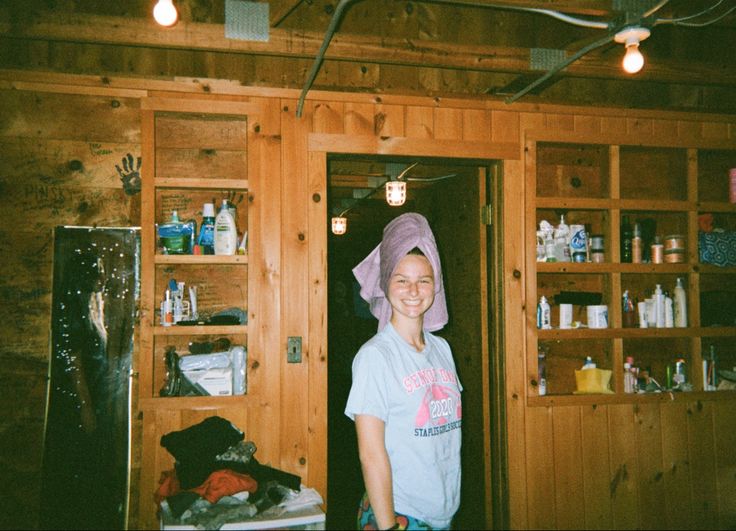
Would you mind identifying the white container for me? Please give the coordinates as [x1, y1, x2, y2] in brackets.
[214, 199, 238, 255]
[654, 284, 665, 328]
[559, 303, 573, 329]
[674, 277, 687, 327]
[586, 305, 608, 328]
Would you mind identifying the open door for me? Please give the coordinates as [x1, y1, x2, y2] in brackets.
[327, 157, 495, 529]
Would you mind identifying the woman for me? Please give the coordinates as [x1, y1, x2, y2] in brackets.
[345, 213, 462, 530]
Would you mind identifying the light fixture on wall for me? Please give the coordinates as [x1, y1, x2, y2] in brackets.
[384, 162, 418, 207]
[153, 0, 178, 27]
[614, 26, 651, 74]
[331, 215, 347, 235]
[385, 181, 407, 207]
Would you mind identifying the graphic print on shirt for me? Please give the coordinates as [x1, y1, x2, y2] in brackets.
[404, 367, 462, 438]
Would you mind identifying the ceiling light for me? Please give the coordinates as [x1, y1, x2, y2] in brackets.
[153, 0, 178, 27]
[331, 216, 347, 235]
[385, 180, 407, 206]
[614, 26, 650, 74]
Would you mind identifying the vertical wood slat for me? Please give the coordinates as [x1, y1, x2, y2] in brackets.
[307, 149, 328, 504]
[608, 404, 640, 529]
[374, 103, 405, 137]
[462, 109, 491, 142]
[714, 401, 736, 528]
[635, 403, 667, 529]
[525, 406, 556, 529]
[581, 405, 613, 529]
[552, 406, 585, 530]
[343, 102, 374, 136]
[433, 107, 463, 140]
[687, 400, 718, 528]
[279, 99, 310, 480]
[660, 401, 693, 529]
[504, 157, 530, 530]
[247, 96, 282, 466]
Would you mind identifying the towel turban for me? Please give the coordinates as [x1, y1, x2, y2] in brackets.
[353, 212, 448, 332]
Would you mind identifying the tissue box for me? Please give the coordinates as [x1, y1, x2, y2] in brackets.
[182, 367, 232, 396]
[699, 231, 736, 267]
[574, 368, 614, 394]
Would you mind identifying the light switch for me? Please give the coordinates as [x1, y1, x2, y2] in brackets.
[287, 336, 302, 363]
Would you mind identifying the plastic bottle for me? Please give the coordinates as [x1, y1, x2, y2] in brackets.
[631, 222, 643, 263]
[582, 356, 596, 369]
[214, 199, 238, 255]
[554, 215, 571, 262]
[620, 215, 633, 263]
[157, 210, 193, 254]
[537, 296, 551, 329]
[665, 293, 674, 328]
[197, 203, 216, 255]
[673, 277, 687, 327]
[537, 346, 547, 396]
[622, 289, 636, 328]
[624, 361, 636, 393]
[654, 284, 665, 328]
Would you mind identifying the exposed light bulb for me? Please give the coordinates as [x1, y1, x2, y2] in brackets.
[622, 43, 644, 74]
[385, 181, 406, 206]
[331, 216, 347, 235]
[153, 0, 178, 27]
[614, 26, 650, 75]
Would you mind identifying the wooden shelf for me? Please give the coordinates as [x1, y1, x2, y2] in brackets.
[153, 325, 248, 336]
[536, 197, 694, 212]
[155, 254, 248, 265]
[139, 394, 249, 411]
[537, 326, 736, 340]
[536, 262, 691, 273]
[154, 177, 248, 190]
[527, 389, 736, 407]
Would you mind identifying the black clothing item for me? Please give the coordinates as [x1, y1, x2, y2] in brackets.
[161, 416, 244, 465]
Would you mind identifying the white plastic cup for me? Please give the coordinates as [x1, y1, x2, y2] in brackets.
[559, 304, 573, 329]
[586, 305, 608, 329]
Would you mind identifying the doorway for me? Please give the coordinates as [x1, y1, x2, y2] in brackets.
[326, 154, 500, 529]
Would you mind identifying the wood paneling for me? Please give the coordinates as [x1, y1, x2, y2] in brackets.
[1, 69, 735, 531]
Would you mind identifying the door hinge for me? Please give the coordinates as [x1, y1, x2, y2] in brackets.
[481, 204, 492, 225]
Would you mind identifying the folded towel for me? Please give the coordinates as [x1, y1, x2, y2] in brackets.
[353, 212, 448, 332]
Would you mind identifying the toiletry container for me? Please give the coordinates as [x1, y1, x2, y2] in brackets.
[214, 199, 238, 255]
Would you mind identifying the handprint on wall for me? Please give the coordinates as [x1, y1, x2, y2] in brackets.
[116, 153, 142, 196]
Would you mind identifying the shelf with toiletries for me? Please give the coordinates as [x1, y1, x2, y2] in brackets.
[527, 137, 736, 400]
[140, 101, 254, 404]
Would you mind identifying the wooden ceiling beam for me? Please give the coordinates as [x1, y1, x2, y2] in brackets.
[428, 0, 617, 17]
[2, 12, 734, 87]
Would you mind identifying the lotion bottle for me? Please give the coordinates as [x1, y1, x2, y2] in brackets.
[214, 199, 238, 255]
[537, 296, 551, 330]
[654, 284, 665, 328]
[674, 277, 687, 327]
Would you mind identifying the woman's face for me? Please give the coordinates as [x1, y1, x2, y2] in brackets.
[387, 254, 435, 322]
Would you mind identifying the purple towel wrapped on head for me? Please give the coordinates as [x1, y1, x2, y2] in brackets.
[353, 212, 448, 332]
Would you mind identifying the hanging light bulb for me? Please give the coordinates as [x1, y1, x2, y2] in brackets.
[614, 26, 650, 75]
[385, 180, 406, 206]
[331, 216, 347, 235]
[153, 0, 178, 27]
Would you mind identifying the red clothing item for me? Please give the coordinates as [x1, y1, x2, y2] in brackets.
[155, 468, 258, 505]
[192, 469, 258, 503]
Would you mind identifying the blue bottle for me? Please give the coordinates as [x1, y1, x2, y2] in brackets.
[197, 203, 216, 255]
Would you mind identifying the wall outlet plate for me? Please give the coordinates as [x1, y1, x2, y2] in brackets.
[287, 336, 302, 363]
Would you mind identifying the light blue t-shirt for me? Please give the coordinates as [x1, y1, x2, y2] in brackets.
[345, 323, 462, 529]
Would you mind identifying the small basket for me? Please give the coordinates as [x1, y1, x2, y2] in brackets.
[574, 368, 614, 394]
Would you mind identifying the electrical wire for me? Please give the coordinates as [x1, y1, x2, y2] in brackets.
[504, 32, 616, 104]
[666, 5, 736, 27]
[654, 0, 725, 24]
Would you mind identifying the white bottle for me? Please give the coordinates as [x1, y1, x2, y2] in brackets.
[554, 215, 571, 262]
[665, 294, 674, 328]
[654, 284, 665, 328]
[582, 356, 596, 370]
[214, 199, 238, 255]
[674, 277, 687, 327]
[623, 361, 634, 393]
[537, 296, 551, 329]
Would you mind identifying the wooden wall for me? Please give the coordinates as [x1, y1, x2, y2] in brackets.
[1, 68, 735, 530]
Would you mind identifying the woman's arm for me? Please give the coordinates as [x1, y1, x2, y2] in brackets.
[355, 414, 396, 530]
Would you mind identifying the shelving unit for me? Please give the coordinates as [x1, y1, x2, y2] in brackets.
[139, 98, 255, 408]
[526, 136, 736, 402]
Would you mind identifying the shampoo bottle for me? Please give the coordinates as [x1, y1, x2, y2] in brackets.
[214, 199, 238, 255]
[537, 296, 551, 330]
[674, 277, 687, 327]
